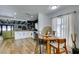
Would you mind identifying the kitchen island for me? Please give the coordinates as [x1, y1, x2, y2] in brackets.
[14, 31, 35, 40]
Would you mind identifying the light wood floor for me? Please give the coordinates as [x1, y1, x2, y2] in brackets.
[0, 38, 37, 54]
[0, 38, 71, 54]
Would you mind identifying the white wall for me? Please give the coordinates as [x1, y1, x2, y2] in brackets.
[49, 6, 79, 48]
[38, 13, 52, 33]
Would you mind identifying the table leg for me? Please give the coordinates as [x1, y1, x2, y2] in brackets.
[46, 40, 51, 54]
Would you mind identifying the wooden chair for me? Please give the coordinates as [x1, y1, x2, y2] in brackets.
[34, 34, 47, 54]
[50, 38, 68, 54]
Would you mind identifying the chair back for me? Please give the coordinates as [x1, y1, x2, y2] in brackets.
[55, 39, 66, 44]
[50, 38, 68, 54]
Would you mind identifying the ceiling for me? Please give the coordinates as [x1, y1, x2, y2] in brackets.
[0, 5, 77, 21]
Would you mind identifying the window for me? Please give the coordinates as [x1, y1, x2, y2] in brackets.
[2, 25, 6, 31]
[35, 23, 38, 30]
[2, 25, 14, 32]
[52, 17, 64, 38]
[11, 26, 14, 31]
[52, 15, 70, 38]
[7, 26, 11, 31]
[52, 14, 76, 47]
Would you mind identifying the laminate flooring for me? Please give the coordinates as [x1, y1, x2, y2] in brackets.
[0, 38, 37, 54]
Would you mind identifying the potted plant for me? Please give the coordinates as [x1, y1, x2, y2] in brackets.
[71, 33, 79, 54]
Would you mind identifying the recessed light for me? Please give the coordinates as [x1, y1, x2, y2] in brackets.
[31, 16, 33, 17]
[14, 16, 16, 18]
[49, 5, 59, 10]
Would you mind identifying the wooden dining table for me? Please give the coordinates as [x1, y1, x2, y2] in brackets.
[40, 35, 64, 54]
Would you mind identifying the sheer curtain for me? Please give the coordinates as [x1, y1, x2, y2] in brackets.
[52, 13, 76, 47]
